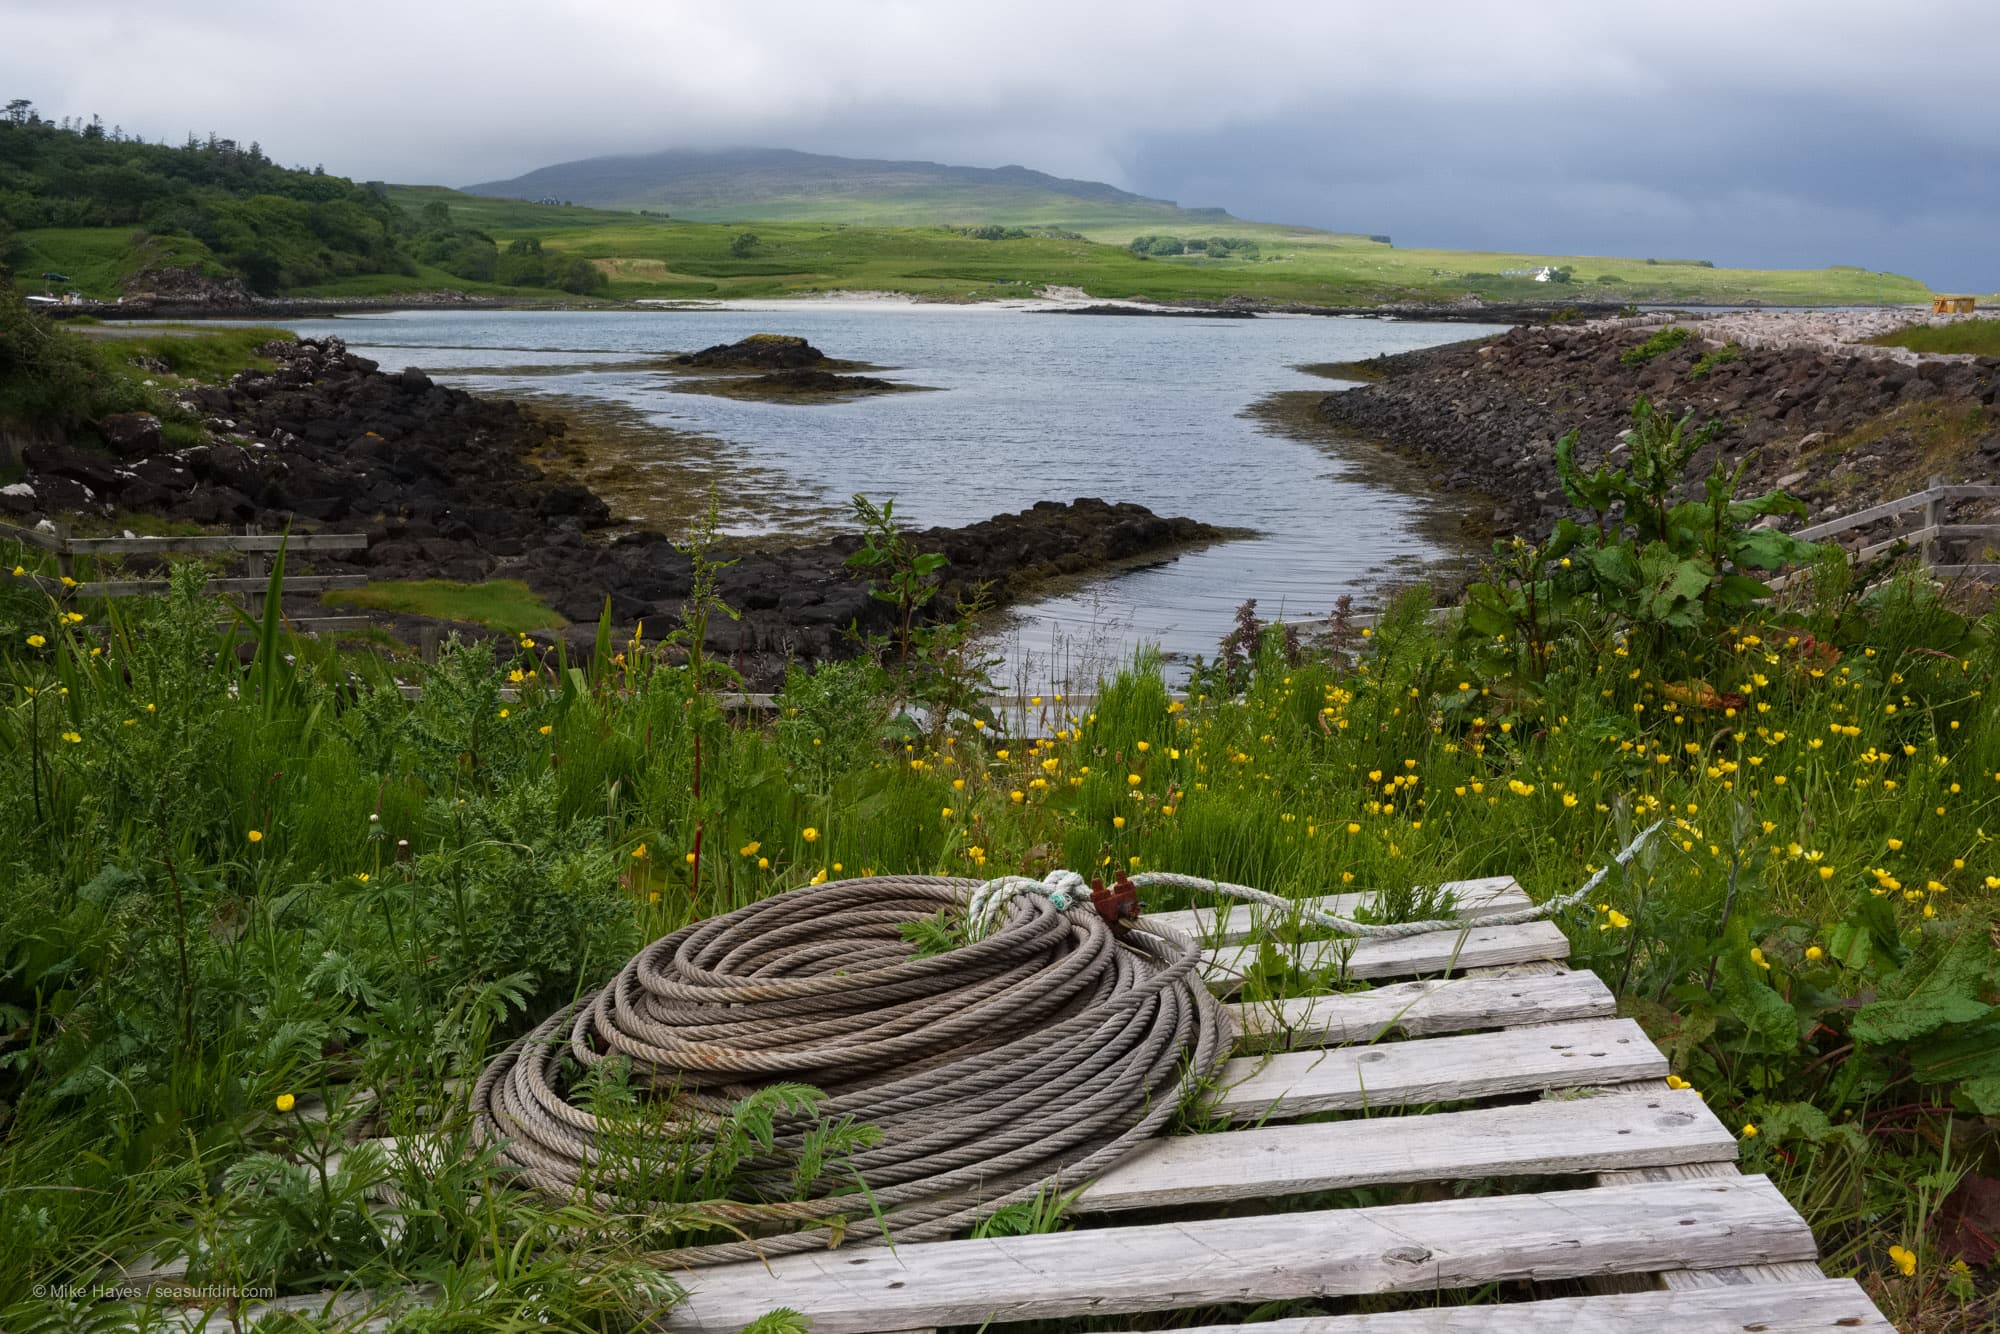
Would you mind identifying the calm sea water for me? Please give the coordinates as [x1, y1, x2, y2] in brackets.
[273, 304, 1505, 684]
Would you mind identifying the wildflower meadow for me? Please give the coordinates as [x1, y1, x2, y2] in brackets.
[3, 414, 1997, 1329]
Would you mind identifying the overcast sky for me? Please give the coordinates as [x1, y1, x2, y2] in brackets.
[7, 0, 1997, 289]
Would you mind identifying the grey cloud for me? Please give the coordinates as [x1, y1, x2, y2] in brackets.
[3, 0, 1995, 288]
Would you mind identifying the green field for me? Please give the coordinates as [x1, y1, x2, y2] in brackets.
[17, 187, 1937, 309]
[1868, 317, 2000, 357]
[401, 189, 1935, 305]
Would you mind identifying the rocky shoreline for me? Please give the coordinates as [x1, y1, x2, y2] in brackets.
[1317, 315, 2000, 539]
[4, 337, 1224, 685]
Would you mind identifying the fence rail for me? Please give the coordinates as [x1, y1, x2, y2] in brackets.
[1, 519, 370, 631]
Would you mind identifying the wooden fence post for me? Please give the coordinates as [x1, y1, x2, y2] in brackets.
[1922, 475, 1945, 570]
[241, 524, 267, 623]
[52, 520, 73, 586]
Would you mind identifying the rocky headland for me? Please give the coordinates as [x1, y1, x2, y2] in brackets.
[3, 336, 1221, 684]
[1317, 312, 2000, 545]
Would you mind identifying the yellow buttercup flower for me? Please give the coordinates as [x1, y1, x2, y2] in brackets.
[25, 634, 45, 649]
[275, 1093, 296, 1113]
[1741, 1123, 1758, 1138]
[246, 829, 263, 843]
[801, 827, 819, 843]
[1888, 1245, 1916, 1277]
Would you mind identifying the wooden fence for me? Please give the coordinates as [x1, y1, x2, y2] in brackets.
[1790, 477, 2000, 579]
[1, 519, 373, 632]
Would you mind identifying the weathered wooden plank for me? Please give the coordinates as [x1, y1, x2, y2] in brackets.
[1149, 876, 1525, 946]
[1203, 920, 1569, 990]
[660, 1176, 1817, 1333]
[1930, 563, 2000, 581]
[0, 519, 66, 551]
[1209, 1017, 1663, 1121]
[1078, 1088, 1735, 1212]
[1595, 1156, 1833, 1291]
[74, 574, 369, 597]
[63, 532, 369, 555]
[1095, 1279, 1890, 1332]
[1227, 969, 1614, 1049]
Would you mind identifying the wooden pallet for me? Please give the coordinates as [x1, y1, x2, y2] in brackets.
[660, 878, 1890, 1333]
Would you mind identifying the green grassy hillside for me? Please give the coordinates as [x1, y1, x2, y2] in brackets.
[461, 146, 1261, 235]
[347, 191, 1937, 307]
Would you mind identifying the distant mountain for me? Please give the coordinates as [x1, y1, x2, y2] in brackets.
[464, 147, 1244, 231]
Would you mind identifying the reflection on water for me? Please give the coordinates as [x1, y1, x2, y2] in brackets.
[271, 305, 1506, 679]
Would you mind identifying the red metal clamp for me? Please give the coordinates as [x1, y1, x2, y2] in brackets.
[1090, 871, 1141, 927]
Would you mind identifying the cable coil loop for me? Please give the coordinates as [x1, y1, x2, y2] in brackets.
[474, 874, 1232, 1267]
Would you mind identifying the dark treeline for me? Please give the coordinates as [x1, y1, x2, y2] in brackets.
[0, 100, 606, 296]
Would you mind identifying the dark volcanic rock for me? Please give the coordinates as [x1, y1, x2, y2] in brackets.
[100, 412, 164, 458]
[672, 368, 912, 401]
[747, 369, 894, 393]
[674, 334, 828, 371]
[1317, 322, 2000, 537]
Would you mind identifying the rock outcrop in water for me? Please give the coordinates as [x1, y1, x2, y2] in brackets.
[4, 336, 1222, 684]
[673, 334, 833, 371]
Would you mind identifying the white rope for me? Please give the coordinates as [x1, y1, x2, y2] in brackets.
[966, 821, 1666, 943]
[965, 869, 1092, 937]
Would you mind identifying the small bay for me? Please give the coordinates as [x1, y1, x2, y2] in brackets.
[275, 303, 1506, 679]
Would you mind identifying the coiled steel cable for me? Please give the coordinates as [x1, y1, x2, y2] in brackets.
[472, 874, 1232, 1267]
